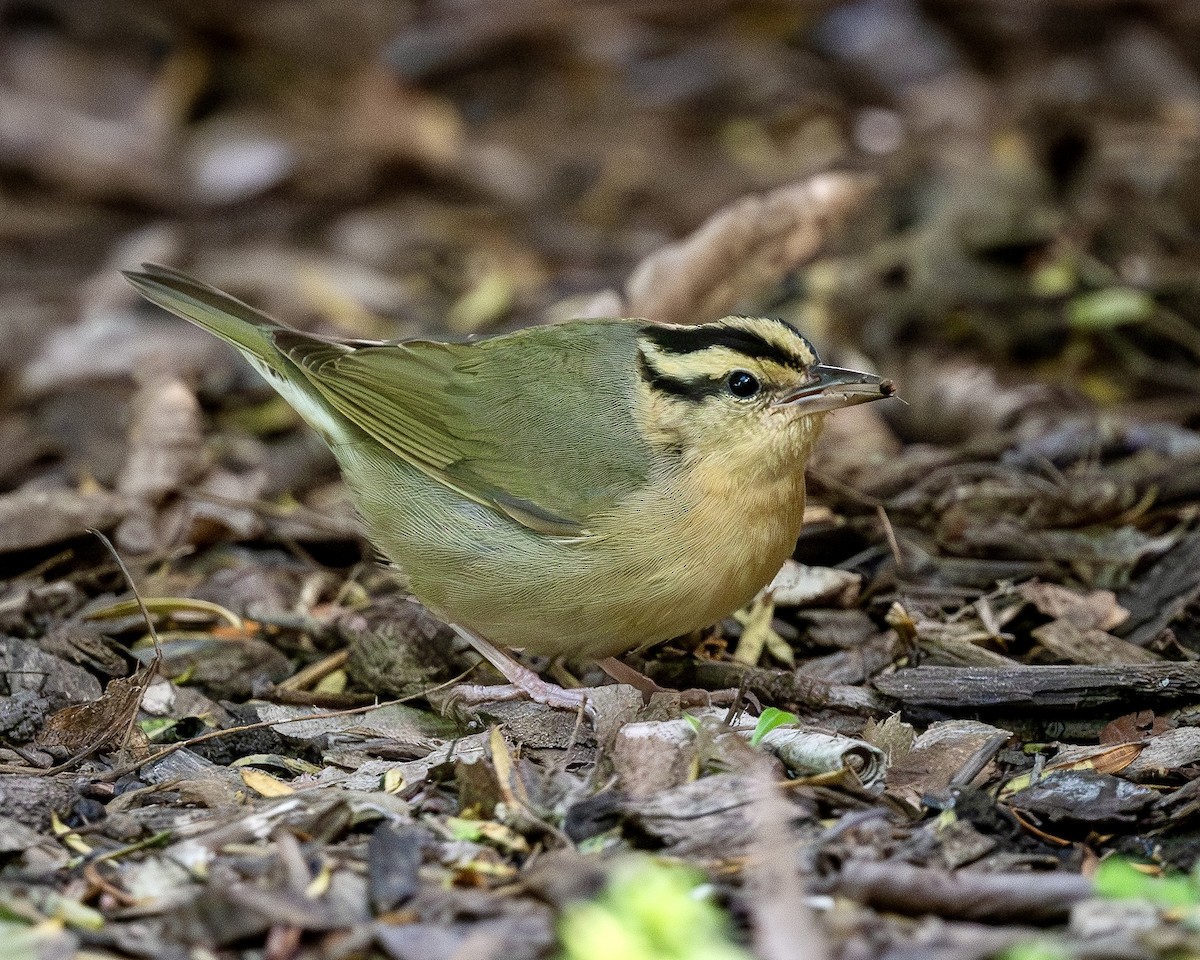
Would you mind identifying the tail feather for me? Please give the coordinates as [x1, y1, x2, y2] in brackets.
[122, 264, 285, 370]
[123, 264, 353, 446]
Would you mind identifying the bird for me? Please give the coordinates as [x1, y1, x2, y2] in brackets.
[124, 264, 894, 709]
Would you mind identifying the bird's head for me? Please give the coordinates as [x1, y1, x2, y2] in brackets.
[634, 316, 895, 480]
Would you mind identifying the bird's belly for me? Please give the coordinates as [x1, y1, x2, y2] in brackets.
[340, 446, 806, 660]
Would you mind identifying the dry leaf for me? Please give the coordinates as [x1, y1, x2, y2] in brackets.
[36, 668, 152, 757]
[765, 560, 862, 608]
[1100, 710, 1172, 744]
[117, 374, 207, 503]
[862, 713, 917, 764]
[239, 767, 295, 797]
[1030, 617, 1159, 666]
[886, 719, 1011, 798]
[734, 595, 793, 666]
[624, 172, 876, 325]
[1019, 581, 1129, 632]
[0, 486, 129, 553]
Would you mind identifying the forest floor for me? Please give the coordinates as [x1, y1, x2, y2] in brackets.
[4, 3, 1200, 959]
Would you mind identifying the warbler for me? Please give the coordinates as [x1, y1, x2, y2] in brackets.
[124, 265, 893, 706]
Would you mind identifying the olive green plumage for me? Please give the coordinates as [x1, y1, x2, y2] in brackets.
[124, 264, 890, 661]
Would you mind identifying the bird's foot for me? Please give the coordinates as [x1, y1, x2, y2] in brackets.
[597, 657, 743, 709]
[452, 625, 593, 716]
[449, 679, 592, 714]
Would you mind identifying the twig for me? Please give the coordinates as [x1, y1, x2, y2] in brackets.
[88, 529, 162, 662]
[875, 663, 1200, 711]
[821, 859, 1091, 922]
[641, 658, 890, 715]
[83, 860, 138, 907]
[89, 529, 161, 761]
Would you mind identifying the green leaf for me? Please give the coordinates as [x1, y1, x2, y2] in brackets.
[997, 939, 1071, 960]
[1067, 288, 1155, 330]
[445, 817, 482, 842]
[750, 707, 798, 747]
[558, 859, 752, 960]
[1094, 856, 1199, 907]
[139, 717, 180, 742]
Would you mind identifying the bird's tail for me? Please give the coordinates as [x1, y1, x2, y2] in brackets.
[123, 264, 351, 446]
[123, 264, 290, 372]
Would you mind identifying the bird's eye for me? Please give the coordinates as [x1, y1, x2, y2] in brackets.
[727, 370, 760, 398]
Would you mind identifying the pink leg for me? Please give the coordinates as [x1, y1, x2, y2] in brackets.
[453, 626, 593, 715]
[598, 656, 742, 708]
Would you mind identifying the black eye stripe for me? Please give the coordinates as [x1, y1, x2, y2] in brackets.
[636, 350, 724, 402]
[641, 323, 806, 370]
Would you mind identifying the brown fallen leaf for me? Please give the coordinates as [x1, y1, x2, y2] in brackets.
[0, 486, 130, 554]
[1018, 584, 1148, 666]
[886, 719, 1011, 800]
[1100, 710, 1172, 744]
[862, 712, 917, 764]
[36, 667, 153, 760]
[115, 373, 210, 554]
[624, 172, 877, 325]
[117, 373, 208, 504]
[1031, 617, 1159, 666]
[1019, 581, 1129, 631]
[1028, 742, 1146, 780]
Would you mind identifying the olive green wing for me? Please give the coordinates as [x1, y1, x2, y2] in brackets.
[125, 266, 651, 539]
[276, 320, 653, 538]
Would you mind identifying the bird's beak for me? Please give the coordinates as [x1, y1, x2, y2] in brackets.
[772, 364, 896, 414]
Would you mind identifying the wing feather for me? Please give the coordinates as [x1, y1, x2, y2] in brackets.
[279, 322, 650, 537]
[127, 268, 650, 538]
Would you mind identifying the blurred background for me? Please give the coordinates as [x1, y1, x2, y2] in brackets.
[4, 0, 1200, 568]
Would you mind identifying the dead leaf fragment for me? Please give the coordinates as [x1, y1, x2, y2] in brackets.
[619, 774, 763, 856]
[0, 637, 103, 705]
[0, 487, 129, 553]
[1005, 770, 1154, 824]
[1019, 582, 1129, 631]
[1123, 728, 1200, 780]
[1010, 742, 1147, 789]
[734, 594, 793, 666]
[886, 719, 1011, 798]
[1020, 581, 1153, 666]
[240, 767, 295, 797]
[1099, 710, 1171, 744]
[36, 668, 153, 758]
[1031, 617, 1159, 666]
[863, 713, 917, 764]
[765, 560, 862, 608]
[612, 718, 699, 797]
[758, 727, 888, 788]
[625, 172, 877, 325]
[117, 374, 208, 503]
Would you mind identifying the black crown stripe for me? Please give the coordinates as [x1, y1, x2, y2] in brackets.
[641, 322, 806, 370]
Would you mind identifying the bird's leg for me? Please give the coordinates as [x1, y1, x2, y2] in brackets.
[452, 625, 593, 715]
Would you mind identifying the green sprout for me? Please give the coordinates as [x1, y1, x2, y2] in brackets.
[558, 858, 753, 960]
